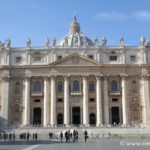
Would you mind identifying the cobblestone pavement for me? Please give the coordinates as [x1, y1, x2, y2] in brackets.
[0, 139, 150, 150]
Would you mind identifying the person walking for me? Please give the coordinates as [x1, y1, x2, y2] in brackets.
[84, 130, 88, 142]
[12, 133, 15, 141]
[60, 131, 63, 142]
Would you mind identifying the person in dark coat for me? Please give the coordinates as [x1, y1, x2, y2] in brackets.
[33, 133, 35, 140]
[9, 133, 12, 141]
[35, 133, 38, 140]
[65, 131, 68, 143]
[12, 133, 15, 141]
[60, 131, 63, 142]
[84, 130, 88, 142]
[27, 132, 30, 141]
[4, 133, 6, 140]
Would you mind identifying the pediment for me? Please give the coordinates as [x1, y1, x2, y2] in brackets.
[50, 53, 103, 66]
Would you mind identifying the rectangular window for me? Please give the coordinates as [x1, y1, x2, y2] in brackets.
[58, 98, 63, 102]
[57, 55, 62, 60]
[110, 56, 117, 61]
[34, 99, 40, 103]
[88, 55, 94, 60]
[89, 98, 95, 102]
[34, 56, 41, 62]
[130, 55, 136, 62]
[112, 98, 118, 102]
[16, 57, 21, 63]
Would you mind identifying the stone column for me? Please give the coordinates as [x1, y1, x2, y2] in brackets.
[143, 50, 147, 64]
[83, 75, 89, 126]
[1, 76, 10, 125]
[121, 75, 128, 125]
[103, 76, 109, 124]
[64, 76, 69, 126]
[142, 75, 150, 124]
[23, 77, 30, 125]
[43, 76, 49, 126]
[50, 76, 56, 126]
[96, 75, 102, 126]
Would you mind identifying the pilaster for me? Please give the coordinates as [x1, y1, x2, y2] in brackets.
[103, 75, 109, 124]
[1, 76, 10, 125]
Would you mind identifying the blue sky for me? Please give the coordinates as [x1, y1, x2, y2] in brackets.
[0, 0, 150, 47]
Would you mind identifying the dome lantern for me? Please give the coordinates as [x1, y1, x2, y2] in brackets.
[70, 16, 80, 33]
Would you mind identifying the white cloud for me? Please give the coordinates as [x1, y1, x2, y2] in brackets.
[94, 11, 127, 21]
[94, 10, 150, 22]
[133, 10, 150, 21]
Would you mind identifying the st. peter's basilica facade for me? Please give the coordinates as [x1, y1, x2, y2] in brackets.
[0, 16, 150, 127]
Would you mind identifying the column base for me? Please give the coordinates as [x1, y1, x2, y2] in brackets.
[96, 123, 103, 127]
[50, 124, 56, 127]
[43, 124, 48, 127]
[63, 124, 70, 127]
[83, 124, 90, 127]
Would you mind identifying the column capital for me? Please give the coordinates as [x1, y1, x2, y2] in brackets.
[43, 76, 50, 81]
[95, 74, 103, 80]
[82, 74, 89, 79]
[142, 74, 150, 80]
[24, 76, 30, 81]
[63, 75, 70, 80]
[103, 75, 109, 80]
[2, 76, 10, 82]
[50, 75, 56, 80]
[120, 74, 128, 80]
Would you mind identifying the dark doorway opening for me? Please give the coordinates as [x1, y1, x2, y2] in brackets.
[33, 108, 41, 125]
[111, 107, 120, 124]
[57, 113, 63, 124]
[72, 107, 80, 125]
[89, 113, 96, 125]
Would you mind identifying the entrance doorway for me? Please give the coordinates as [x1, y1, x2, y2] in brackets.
[33, 108, 41, 125]
[57, 114, 63, 124]
[111, 107, 120, 124]
[72, 107, 80, 125]
[89, 113, 96, 125]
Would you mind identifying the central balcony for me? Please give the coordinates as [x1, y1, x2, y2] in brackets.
[109, 91, 121, 96]
[70, 91, 82, 96]
[31, 91, 43, 96]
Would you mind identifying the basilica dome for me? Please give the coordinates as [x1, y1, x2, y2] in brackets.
[57, 16, 94, 47]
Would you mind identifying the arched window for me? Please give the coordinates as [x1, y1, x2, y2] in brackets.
[89, 81, 95, 92]
[15, 82, 20, 95]
[89, 113, 96, 125]
[57, 114, 63, 124]
[132, 80, 137, 93]
[58, 81, 63, 92]
[73, 80, 80, 92]
[111, 80, 118, 92]
[34, 80, 42, 92]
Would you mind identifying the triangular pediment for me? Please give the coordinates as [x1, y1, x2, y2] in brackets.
[49, 53, 103, 66]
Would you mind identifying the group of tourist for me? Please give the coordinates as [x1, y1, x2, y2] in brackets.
[0, 132, 16, 141]
[0, 129, 89, 142]
[59, 129, 79, 143]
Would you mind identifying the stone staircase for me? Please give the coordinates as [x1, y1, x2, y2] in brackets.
[2, 126, 150, 139]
